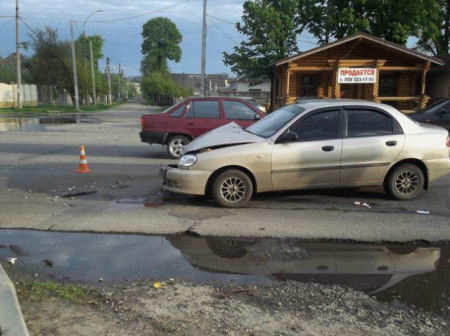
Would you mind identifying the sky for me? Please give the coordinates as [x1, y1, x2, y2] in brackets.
[0, 0, 319, 78]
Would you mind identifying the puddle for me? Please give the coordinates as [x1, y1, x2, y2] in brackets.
[1, 229, 449, 320]
[0, 115, 95, 132]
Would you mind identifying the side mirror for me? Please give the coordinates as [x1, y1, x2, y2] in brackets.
[283, 131, 298, 142]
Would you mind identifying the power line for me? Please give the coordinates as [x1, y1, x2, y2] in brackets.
[0, 18, 15, 28]
[79, 0, 192, 24]
[207, 14, 236, 25]
[19, 18, 37, 36]
[207, 16, 239, 44]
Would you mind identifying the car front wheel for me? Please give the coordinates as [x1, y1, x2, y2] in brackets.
[167, 135, 190, 159]
[385, 164, 424, 200]
[212, 169, 253, 208]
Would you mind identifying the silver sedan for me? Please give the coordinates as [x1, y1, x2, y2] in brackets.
[162, 100, 450, 208]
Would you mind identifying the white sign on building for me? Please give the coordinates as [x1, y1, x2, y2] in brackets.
[338, 68, 377, 84]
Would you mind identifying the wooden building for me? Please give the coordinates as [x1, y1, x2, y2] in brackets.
[268, 32, 444, 113]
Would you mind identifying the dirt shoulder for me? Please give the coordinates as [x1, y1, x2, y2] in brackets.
[13, 278, 450, 336]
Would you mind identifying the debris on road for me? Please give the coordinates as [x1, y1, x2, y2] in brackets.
[354, 201, 372, 209]
[110, 180, 129, 190]
[62, 191, 97, 198]
[43, 259, 54, 268]
[6, 257, 17, 265]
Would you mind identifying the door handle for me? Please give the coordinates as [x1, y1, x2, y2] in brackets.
[322, 146, 334, 152]
[386, 141, 397, 147]
[187, 123, 194, 126]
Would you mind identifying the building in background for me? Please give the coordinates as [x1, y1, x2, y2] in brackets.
[267, 32, 444, 113]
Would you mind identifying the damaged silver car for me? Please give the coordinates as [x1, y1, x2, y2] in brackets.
[161, 100, 450, 208]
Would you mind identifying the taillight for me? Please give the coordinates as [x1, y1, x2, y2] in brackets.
[141, 117, 146, 129]
[446, 135, 450, 147]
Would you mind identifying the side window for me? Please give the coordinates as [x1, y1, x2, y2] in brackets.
[290, 111, 339, 141]
[169, 104, 186, 117]
[223, 101, 257, 120]
[186, 101, 220, 119]
[347, 110, 393, 137]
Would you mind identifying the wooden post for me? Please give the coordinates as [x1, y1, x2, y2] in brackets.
[420, 61, 431, 109]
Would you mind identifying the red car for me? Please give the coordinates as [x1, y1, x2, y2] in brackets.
[140, 97, 266, 158]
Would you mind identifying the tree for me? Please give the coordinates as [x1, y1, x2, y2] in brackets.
[296, 0, 369, 44]
[27, 26, 78, 104]
[416, 0, 449, 55]
[76, 34, 105, 68]
[141, 17, 182, 72]
[297, 0, 441, 46]
[0, 62, 15, 84]
[141, 72, 178, 104]
[223, 0, 299, 77]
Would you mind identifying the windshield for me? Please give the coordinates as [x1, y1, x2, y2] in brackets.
[246, 105, 305, 137]
[423, 99, 450, 114]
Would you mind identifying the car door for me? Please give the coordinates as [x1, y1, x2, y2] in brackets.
[222, 100, 261, 128]
[184, 100, 224, 138]
[340, 107, 405, 184]
[271, 109, 343, 190]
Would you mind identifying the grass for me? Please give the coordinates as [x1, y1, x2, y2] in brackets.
[0, 102, 122, 114]
[16, 280, 95, 304]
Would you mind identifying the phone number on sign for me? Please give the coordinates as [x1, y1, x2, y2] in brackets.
[341, 77, 375, 83]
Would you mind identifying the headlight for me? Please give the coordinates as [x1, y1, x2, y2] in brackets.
[178, 154, 197, 167]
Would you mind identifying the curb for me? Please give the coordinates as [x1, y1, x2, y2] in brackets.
[0, 264, 29, 336]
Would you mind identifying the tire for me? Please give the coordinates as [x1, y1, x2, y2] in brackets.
[167, 135, 190, 159]
[385, 164, 424, 200]
[211, 169, 253, 208]
[206, 238, 249, 259]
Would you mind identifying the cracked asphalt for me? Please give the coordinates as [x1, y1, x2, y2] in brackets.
[1, 101, 450, 242]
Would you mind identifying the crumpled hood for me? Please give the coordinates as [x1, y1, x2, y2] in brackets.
[182, 122, 263, 154]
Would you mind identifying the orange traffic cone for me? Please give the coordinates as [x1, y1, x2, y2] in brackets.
[76, 146, 92, 173]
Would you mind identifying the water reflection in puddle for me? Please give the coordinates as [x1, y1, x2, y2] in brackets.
[0, 229, 449, 319]
[0, 115, 94, 132]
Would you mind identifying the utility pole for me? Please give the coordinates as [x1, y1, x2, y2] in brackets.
[89, 41, 97, 105]
[15, 0, 22, 108]
[118, 64, 122, 101]
[70, 20, 80, 112]
[106, 57, 111, 104]
[200, 0, 207, 97]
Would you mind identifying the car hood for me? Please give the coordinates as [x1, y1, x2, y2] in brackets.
[182, 122, 263, 154]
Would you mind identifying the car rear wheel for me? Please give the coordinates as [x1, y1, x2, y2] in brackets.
[167, 135, 190, 159]
[385, 164, 424, 200]
[212, 169, 253, 208]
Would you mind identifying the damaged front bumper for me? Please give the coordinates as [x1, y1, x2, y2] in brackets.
[161, 164, 212, 196]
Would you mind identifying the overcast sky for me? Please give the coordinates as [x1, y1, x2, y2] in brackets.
[1, 0, 317, 78]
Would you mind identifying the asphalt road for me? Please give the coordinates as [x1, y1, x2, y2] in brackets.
[1, 101, 450, 242]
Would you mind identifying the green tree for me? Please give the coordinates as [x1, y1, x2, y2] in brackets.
[141, 54, 170, 77]
[141, 72, 178, 104]
[0, 62, 15, 84]
[223, 0, 299, 77]
[76, 34, 105, 68]
[416, 0, 449, 55]
[141, 17, 182, 72]
[27, 26, 79, 104]
[297, 0, 369, 44]
[297, 0, 441, 46]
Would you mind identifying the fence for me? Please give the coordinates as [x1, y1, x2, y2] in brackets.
[0, 83, 38, 108]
